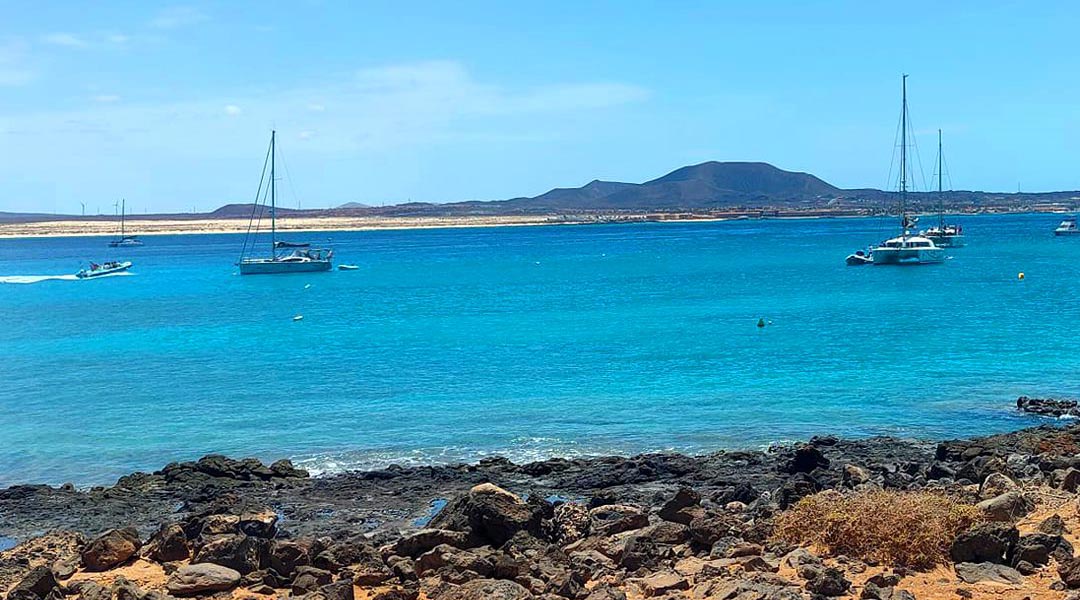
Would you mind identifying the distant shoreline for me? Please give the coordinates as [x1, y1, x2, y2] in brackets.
[0, 208, 1063, 240]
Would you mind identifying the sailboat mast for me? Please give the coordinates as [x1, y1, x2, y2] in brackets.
[938, 129, 944, 229]
[900, 74, 907, 232]
[120, 199, 125, 239]
[270, 130, 277, 250]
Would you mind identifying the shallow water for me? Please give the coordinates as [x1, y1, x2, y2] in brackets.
[0, 214, 1076, 486]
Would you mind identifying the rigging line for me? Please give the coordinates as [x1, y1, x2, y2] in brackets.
[276, 143, 304, 211]
[239, 139, 273, 263]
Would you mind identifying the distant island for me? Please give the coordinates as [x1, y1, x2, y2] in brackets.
[2, 161, 1078, 237]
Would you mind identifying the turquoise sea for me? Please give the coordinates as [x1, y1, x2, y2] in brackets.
[1, 213, 1078, 487]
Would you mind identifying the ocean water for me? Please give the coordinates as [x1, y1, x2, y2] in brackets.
[1, 213, 1078, 487]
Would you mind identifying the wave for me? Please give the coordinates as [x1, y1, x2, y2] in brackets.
[0, 272, 132, 284]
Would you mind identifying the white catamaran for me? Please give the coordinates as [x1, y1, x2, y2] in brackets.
[920, 130, 965, 248]
[238, 131, 333, 275]
[847, 75, 945, 266]
[108, 199, 144, 247]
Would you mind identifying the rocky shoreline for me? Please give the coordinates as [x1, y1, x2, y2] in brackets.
[4, 403, 1080, 599]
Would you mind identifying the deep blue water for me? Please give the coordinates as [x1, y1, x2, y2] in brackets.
[1, 214, 1078, 487]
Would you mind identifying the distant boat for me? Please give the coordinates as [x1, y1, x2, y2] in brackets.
[237, 131, 333, 275]
[76, 260, 132, 279]
[920, 130, 965, 248]
[847, 75, 945, 266]
[337, 264, 359, 271]
[1055, 217, 1079, 236]
[108, 199, 144, 247]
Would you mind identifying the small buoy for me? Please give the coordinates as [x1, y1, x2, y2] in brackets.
[304, 283, 311, 289]
[757, 318, 766, 328]
[1018, 272, 1025, 281]
[293, 315, 304, 321]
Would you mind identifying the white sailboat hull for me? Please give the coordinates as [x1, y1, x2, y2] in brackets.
[923, 233, 964, 248]
[239, 258, 332, 274]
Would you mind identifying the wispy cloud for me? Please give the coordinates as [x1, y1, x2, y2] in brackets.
[149, 6, 209, 29]
[41, 33, 87, 48]
[224, 104, 242, 116]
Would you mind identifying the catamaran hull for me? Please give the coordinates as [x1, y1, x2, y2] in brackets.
[238, 260, 332, 275]
[871, 248, 945, 265]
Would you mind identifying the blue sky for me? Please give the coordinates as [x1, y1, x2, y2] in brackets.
[2, 1, 1080, 213]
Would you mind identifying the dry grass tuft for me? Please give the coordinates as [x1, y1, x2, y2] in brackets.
[773, 489, 982, 570]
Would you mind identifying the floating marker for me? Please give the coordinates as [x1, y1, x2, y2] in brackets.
[1018, 272, 1025, 281]
[304, 284, 311, 289]
[757, 318, 766, 328]
[293, 315, 304, 321]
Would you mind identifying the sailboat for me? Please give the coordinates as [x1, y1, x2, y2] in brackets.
[847, 75, 945, 266]
[920, 130, 965, 247]
[237, 131, 332, 275]
[107, 199, 144, 247]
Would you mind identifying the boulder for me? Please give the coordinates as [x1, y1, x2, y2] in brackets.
[321, 579, 354, 600]
[81, 527, 142, 571]
[145, 523, 190, 562]
[688, 511, 740, 547]
[110, 576, 143, 600]
[785, 445, 829, 474]
[269, 539, 311, 577]
[949, 522, 1018, 564]
[270, 459, 309, 478]
[415, 544, 493, 578]
[192, 534, 267, 575]
[429, 483, 540, 547]
[979, 472, 1017, 499]
[166, 563, 242, 596]
[388, 529, 470, 558]
[976, 491, 1033, 522]
[1062, 468, 1080, 493]
[657, 487, 702, 525]
[843, 464, 870, 486]
[955, 562, 1023, 584]
[639, 571, 688, 596]
[804, 567, 850, 597]
[5, 566, 59, 600]
[238, 508, 278, 538]
[291, 566, 333, 593]
[1061, 556, 1080, 588]
[314, 539, 390, 584]
[552, 502, 590, 545]
[588, 505, 648, 537]
[65, 581, 109, 600]
[433, 578, 533, 600]
[1013, 533, 1065, 567]
[1039, 514, 1068, 536]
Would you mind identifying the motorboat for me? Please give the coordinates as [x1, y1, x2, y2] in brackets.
[76, 261, 132, 279]
[337, 264, 360, 271]
[845, 250, 873, 266]
[1055, 217, 1079, 236]
[237, 131, 333, 275]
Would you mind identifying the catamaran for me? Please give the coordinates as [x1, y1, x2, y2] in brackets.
[920, 130, 965, 248]
[237, 131, 332, 275]
[847, 75, 945, 266]
[108, 199, 144, 247]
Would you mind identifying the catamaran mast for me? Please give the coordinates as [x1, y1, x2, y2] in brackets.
[900, 74, 907, 233]
[270, 130, 277, 250]
[937, 129, 944, 229]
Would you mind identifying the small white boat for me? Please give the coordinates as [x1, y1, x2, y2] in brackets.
[1055, 217, 1079, 236]
[76, 261, 132, 279]
[921, 224, 964, 248]
[337, 264, 359, 271]
[845, 250, 873, 266]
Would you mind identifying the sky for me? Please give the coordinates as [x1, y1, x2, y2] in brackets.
[3, 1, 1080, 214]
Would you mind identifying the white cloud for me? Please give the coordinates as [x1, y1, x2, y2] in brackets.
[93, 95, 121, 103]
[41, 33, 87, 48]
[224, 104, 242, 116]
[298, 130, 315, 140]
[149, 6, 209, 29]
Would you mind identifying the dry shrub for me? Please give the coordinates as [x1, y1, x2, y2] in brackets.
[773, 489, 982, 570]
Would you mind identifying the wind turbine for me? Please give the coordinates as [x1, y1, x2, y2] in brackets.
[79, 202, 85, 216]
